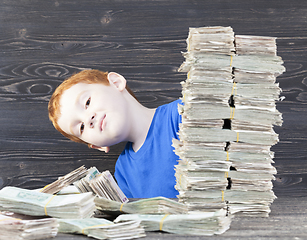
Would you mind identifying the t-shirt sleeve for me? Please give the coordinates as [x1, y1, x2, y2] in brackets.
[171, 99, 183, 136]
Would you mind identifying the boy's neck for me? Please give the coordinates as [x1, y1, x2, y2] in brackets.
[131, 106, 156, 152]
[126, 96, 156, 152]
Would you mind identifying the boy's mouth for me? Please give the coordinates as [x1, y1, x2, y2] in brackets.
[99, 115, 106, 131]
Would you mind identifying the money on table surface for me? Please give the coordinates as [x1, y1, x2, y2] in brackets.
[0, 186, 95, 219]
[40, 165, 128, 203]
[0, 212, 58, 240]
[74, 168, 129, 203]
[58, 218, 145, 240]
[73, 166, 100, 193]
[94, 196, 188, 215]
[114, 209, 231, 236]
[89, 170, 129, 203]
[40, 165, 88, 194]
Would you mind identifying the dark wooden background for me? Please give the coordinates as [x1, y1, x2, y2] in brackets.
[0, 0, 306, 239]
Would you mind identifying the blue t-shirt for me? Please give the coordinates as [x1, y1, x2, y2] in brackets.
[114, 99, 182, 198]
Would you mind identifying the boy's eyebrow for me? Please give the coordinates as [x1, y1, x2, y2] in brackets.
[75, 90, 87, 105]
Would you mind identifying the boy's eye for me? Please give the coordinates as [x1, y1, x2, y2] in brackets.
[80, 123, 84, 134]
[85, 97, 91, 108]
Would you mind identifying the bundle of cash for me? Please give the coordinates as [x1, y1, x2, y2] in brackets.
[114, 209, 231, 236]
[0, 187, 95, 219]
[74, 167, 129, 203]
[58, 218, 145, 240]
[0, 213, 58, 240]
[174, 26, 285, 216]
[186, 26, 235, 55]
[73, 166, 99, 193]
[41, 165, 128, 203]
[235, 35, 277, 55]
[41, 165, 88, 194]
[94, 196, 188, 215]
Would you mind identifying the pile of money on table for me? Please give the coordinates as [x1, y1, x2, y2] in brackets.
[0, 164, 231, 239]
[0, 166, 146, 240]
[173, 26, 285, 217]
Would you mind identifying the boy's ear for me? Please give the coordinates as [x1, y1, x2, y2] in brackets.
[89, 144, 110, 153]
[107, 72, 126, 91]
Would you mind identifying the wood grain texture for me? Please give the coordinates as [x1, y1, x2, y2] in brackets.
[0, 0, 307, 238]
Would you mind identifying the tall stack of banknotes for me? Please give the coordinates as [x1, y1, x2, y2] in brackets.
[173, 26, 285, 217]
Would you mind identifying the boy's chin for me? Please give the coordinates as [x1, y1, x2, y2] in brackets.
[90, 145, 110, 153]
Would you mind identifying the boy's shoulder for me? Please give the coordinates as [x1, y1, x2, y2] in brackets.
[153, 99, 182, 123]
[154, 99, 182, 130]
[158, 99, 183, 110]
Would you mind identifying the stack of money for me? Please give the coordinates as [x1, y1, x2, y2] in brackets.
[41, 165, 88, 194]
[58, 218, 145, 240]
[0, 187, 95, 219]
[114, 209, 231, 236]
[40, 165, 129, 203]
[174, 26, 285, 216]
[174, 26, 236, 213]
[225, 34, 285, 216]
[0, 213, 58, 240]
[94, 196, 188, 215]
[73, 166, 99, 193]
[74, 167, 129, 203]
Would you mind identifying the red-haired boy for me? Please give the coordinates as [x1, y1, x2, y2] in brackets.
[48, 70, 182, 198]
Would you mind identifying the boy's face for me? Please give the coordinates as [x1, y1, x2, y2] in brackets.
[57, 81, 130, 148]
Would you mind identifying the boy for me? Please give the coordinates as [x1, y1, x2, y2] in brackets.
[48, 69, 182, 198]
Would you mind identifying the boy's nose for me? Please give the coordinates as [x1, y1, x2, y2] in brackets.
[88, 113, 96, 128]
